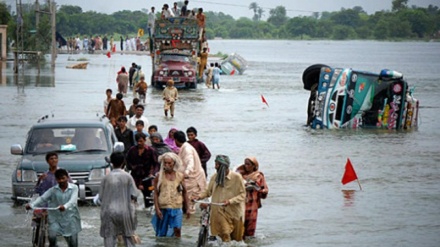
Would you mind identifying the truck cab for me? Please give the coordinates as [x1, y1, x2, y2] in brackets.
[151, 17, 200, 89]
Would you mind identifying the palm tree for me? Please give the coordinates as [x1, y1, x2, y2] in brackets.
[257, 7, 264, 21]
[249, 2, 259, 21]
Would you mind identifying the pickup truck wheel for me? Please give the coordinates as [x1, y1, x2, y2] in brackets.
[302, 64, 328, 91]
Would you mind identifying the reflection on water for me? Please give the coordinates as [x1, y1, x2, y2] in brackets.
[342, 190, 356, 207]
[0, 60, 55, 87]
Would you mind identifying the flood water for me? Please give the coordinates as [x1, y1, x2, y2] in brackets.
[0, 40, 440, 247]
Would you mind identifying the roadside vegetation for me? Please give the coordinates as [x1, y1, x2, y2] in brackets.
[0, 0, 439, 56]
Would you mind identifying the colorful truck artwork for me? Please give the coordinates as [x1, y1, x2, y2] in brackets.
[302, 64, 419, 130]
[150, 17, 201, 89]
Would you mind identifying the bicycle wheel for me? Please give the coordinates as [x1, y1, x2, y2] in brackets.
[32, 224, 39, 246]
[197, 226, 208, 247]
[36, 215, 47, 247]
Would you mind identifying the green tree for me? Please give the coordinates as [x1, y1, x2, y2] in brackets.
[332, 25, 357, 39]
[388, 16, 413, 38]
[398, 8, 432, 38]
[285, 17, 317, 39]
[330, 8, 362, 28]
[315, 20, 334, 38]
[256, 21, 275, 38]
[229, 17, 256, 38]
[267, 6, 288, 28]
[58, 5, 83, 15]
[392, 0, 408, 12]
[373, 19, 389, 39]
[0, 2, 11, 24]
[257, 7, 264, 21]
[249, 2, 259, 21]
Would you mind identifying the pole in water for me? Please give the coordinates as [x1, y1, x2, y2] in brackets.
[357, 179, 363, 191]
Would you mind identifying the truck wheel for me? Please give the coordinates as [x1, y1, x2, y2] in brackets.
[191, 80, 197, 89]
[154, 82, 163, 89]
[302, 64, 329, 91]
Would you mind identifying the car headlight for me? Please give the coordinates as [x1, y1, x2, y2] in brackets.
[89, 167, 110, 180]
[159, 71, 164, 75]
[17, 169, 37, 182]
[187, 71, 193, 76]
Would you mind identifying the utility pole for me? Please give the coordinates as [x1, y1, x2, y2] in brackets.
[14, 0, 24, 74]
[50, 0, 56, 69]
[35, 0, 39, 51]
[35, 0, 39, 27]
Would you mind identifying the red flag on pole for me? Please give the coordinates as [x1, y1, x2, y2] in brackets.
[341, 158, 358, 185]
[261, 94, 269, 107]
[106, 51, 111, 58]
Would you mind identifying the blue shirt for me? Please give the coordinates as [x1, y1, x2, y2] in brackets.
[35, 169, 73, 196]
[30, 183, 82, 236]
[35, 171, 57, 196]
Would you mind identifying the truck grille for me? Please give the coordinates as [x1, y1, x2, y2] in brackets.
[170, 70, 181, 76]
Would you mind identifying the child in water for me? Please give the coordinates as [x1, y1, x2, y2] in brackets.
[162, 79, 178, 117]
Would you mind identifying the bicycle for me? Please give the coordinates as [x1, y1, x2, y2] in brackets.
[142, 176, 155, 215]
[194, 200, 225, 247]
[28, 206, 59, 247]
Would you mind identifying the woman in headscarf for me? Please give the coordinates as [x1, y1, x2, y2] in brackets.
[150, 132, 172, 155]
[164, 128, 180, 153]
[236, 157, 269, 239]
[116, 66, 129, 95]
[151, 152, 190, 237]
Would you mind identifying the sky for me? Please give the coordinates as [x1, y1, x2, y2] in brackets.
[4, 0, 439, 19]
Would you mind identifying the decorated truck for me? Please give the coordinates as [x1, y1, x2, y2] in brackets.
[151, 17, 201, 89]
[302, 64, 419, 130]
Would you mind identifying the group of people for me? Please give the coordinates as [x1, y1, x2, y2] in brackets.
[119, 36, 147, 52]
[61, 35, 115, 53]
[147, 1, 206, 39]
[114, 63, 146, 97]
[111, 70, 178, 119]
[60, 34, 149, 53]
[26, 146, 269, 246]
[197, 47, 222, 89]
[26, 3, 264, 245]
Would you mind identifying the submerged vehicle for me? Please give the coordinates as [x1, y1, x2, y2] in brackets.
[220, 53, 248, 75]
[10, 117, 124, 203]
[302, 64, 419, 130]
[151, 17, 200, 89]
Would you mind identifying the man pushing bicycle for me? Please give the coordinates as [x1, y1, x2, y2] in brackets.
[192, 155, 246, 243]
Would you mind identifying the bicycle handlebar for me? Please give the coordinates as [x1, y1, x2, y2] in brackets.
[193, 200, 225, 206]
[32, 206, 60, 210]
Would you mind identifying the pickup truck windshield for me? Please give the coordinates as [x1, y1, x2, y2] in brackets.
[26, 127, 109, 154]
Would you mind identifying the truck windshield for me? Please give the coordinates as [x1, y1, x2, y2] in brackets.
[161, 55, 190, 63]
[27, 127, 109, 154]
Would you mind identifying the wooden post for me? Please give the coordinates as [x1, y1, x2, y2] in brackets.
[35, 0, 40, 27]
[13, 51, 18, 74]
[357, 179, 363, 191]
[50, 0, 56, 68]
